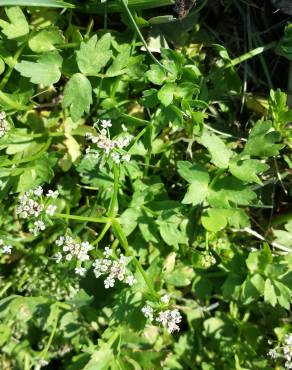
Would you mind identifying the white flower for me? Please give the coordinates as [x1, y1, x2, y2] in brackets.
[46, 205, 57, 216]
[16, 192, 44, 219]
[30, 220, 46, 236]
[285, 335, 292, 346]
[75, 267, 86, 276]
[55, 236, 93, 264]
[2, 244, 12, 254]
[121, 124, 127, 132]
[268, 349, 278, 359]
[156, 309, 182, 333]
[56, 236, 65, 246]
[38, 359, 49, 367]
[33, 186, 43, 196]
[125, 274, 136, 286]
[161, 294, 170, 304]
[142, 305, 154, 322]
[111, 152, 120, 164]
[104, 276, 115, 289]
[100, 119, 112, 129]
[104, 247, 112, 258]
[0, 112, 10, 138]
[54, 252, 62, 263]
[46, 190, 59, 198]
[93, 250, 133, 289]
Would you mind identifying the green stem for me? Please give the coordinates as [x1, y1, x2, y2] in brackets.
[35, 312, 59, 370]
[93, 164, 120, 246]
[120, 0, 169, 72]
[0, 41, 27, 90]
[230, 41, 277, 67]
[0, 282, 12, 297]
[112, 220, 159, 299]
[108, 164, 120, 217]
[54, 213, 111, 223]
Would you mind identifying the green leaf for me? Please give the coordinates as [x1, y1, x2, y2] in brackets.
[208, 176, 257, 208]
[0, 0, 74, 7]
[0, 7, 29, 39]
[146, 64, 166, 85]
[277, 23, 292, 61]
[157, 83, 176, 106]
[119, 207, 141, 236]
[246, 245, 273, 274]
[63, 73, 92, 122]
[165, 265, 194, 287]
[76, 34, 112, 76]
[177, 161, 210, 205]
[28, 27, 64, 53]
[201, 208, 228, 232]
[264, 278, 277, 307]
[273, 220, 292, 249]
[15, 52, 62, 86]
[243, 121, 284, 157]
[200, 130, 232, 169]
[229, 158, 269, 184]
[201, 207, 250, 232]
[157, 211, 188, 247]
[106, 47, 131, 77]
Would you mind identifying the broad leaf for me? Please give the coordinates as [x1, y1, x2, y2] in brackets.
[0, 7, 29, 39]
[200, 130, 232, 169]
[15, 52, 62, 86]
[76, 34, 112, 76]
[229, 158, 269, 184]
[29, 27, 64, 53]
[243, 121, 284, 157]
[62, 73, 92, 122]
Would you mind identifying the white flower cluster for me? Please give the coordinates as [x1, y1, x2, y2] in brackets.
[85, 120, 131, 164]
[54, 236, 93, 276]
[142, 295, 182, 334]
[157, 309, 182, 333]
[0, 112, 10, 138]
[93, 247, 136, 289]
[284, 334, 292, 369]
[0, 239, 12, 254]
[16, 186, 58, 236]
[268, 334, 292, 369]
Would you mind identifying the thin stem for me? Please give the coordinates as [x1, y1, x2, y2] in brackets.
[230, 41, 277, 67]
[112, 220, 159, 299]
[120, 0, 170, 73]
[108, 164, 120, 217]
[93, 164, 120, 246]
[35, 312, 59, 370]
[0, 41, 27, 90]
[54, 213, 111, 224]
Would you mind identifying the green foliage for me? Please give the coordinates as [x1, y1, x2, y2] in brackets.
[0, 2, 291, 370]
[62, 73, 93, 121]
[15, 52, 63, 85]
[0, 7, 29, 39]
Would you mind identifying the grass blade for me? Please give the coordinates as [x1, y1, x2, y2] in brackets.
[0, 0, 74, 8]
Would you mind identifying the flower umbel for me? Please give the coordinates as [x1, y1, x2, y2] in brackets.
[93, 247, 136, 289]
[16, 186, 58, 236]
[0, 239, 12, 254]
[85, 119, 132, 164]
[0, 112, 10, 138]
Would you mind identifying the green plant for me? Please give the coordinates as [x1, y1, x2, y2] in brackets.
[0, 1, 291, 369]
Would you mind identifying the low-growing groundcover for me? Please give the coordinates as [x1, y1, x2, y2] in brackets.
[0, 0, 291, 369]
